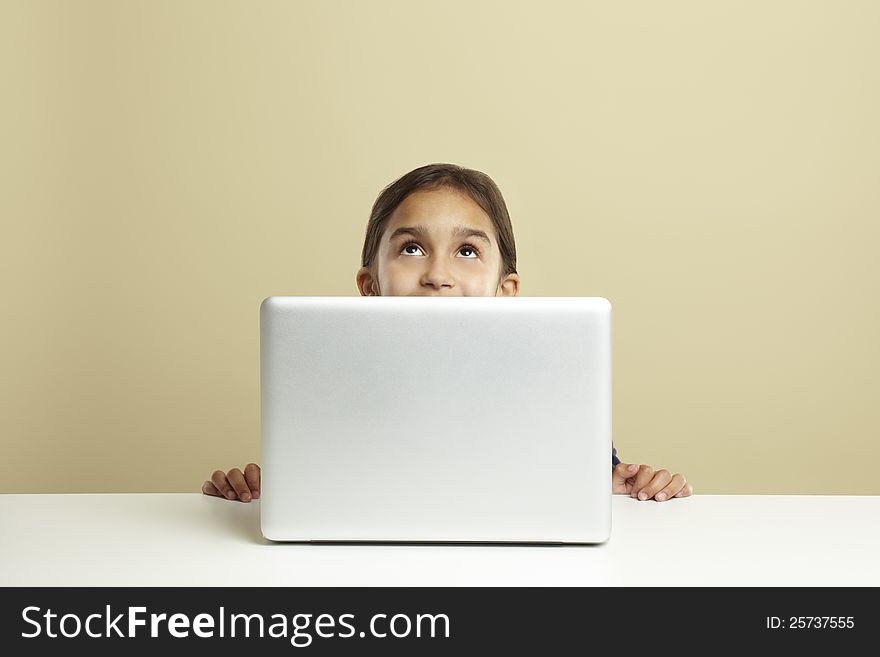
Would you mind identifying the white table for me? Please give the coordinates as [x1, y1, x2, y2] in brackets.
[1, 494, 878, 586]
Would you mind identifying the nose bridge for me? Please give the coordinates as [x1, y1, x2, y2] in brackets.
[421, 252, 454, 287]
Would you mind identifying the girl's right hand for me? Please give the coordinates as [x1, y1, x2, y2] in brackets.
[202, 463, 261, 502]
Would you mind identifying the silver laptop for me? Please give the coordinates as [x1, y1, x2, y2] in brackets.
[260, 296, 612, 544]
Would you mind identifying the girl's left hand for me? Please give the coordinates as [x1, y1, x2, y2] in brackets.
[612, 462, 693, 502]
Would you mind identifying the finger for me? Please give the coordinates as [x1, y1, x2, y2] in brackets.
[201, 480, 222, 497]
[629, 465, 655, 498]
[612, 463, 639, 493]
[211, 470, 237, 501]
[244, 463, 261, 499]
[654, 474, 687, 502]
[674, 482, 694, 498]
[636, 469, 673, 501]
[227, 468, 252, 502]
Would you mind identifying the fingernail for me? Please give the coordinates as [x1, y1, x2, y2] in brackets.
[629, 464, 638, 471]
[638, 492, 647, 501]
[241, 493, 251, 502]
[226, 491, 235, 499]
[656, 492, 667, 501]
[251, 490, 260, 499]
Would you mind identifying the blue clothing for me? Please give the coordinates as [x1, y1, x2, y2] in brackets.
[612, 444, 620, 469]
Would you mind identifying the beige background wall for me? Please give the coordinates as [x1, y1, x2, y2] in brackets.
[1, 0, 877, 494]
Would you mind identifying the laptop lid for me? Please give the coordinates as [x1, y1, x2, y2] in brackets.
[260, 296, 612, 544]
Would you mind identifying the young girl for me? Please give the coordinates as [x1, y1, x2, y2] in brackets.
[202, 164, 693, 504]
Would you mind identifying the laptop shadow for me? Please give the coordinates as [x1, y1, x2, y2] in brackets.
[272, 539, 602, 548]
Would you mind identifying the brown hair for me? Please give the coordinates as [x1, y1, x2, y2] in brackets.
[361, 163, 518, 278]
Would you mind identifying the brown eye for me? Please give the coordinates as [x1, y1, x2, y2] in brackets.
[401, 243, 424, 256]
[458, 245, 479, 258]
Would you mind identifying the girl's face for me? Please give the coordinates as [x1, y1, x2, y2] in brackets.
[356, 187, 520, 297]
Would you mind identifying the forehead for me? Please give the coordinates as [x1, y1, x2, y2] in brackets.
[385, 187, 496, 237]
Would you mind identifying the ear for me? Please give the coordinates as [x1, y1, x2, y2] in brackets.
[496, 272, 520, 297]
[356, 266, 379, 296]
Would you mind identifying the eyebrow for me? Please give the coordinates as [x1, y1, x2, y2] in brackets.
[387, 224, 492, 245]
